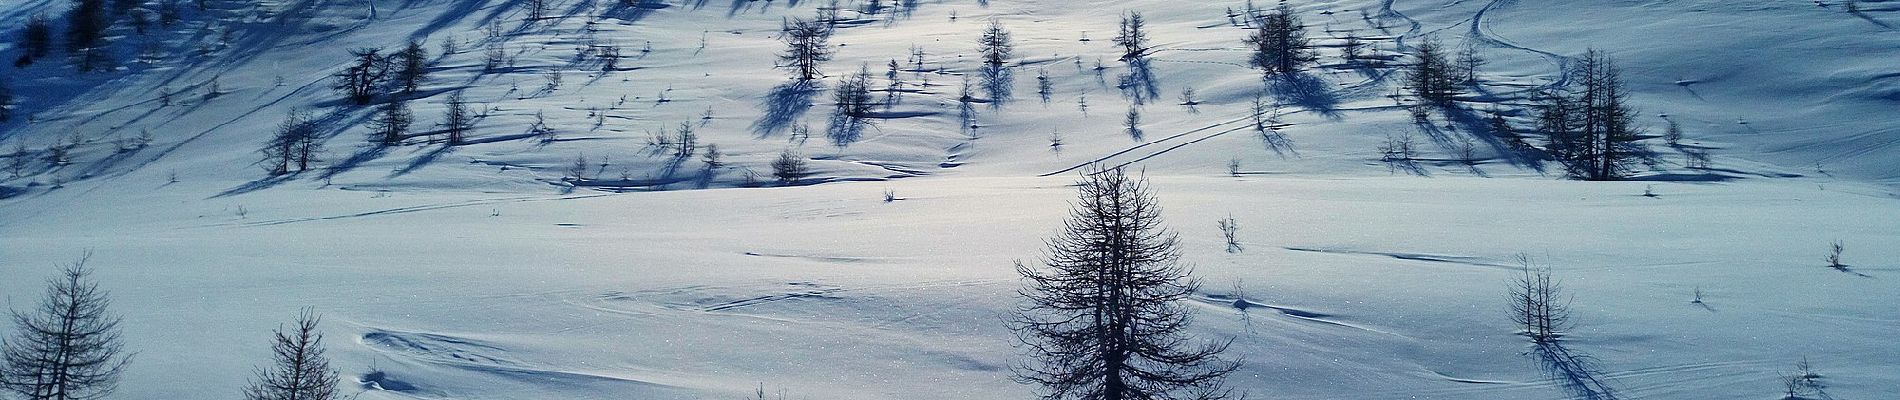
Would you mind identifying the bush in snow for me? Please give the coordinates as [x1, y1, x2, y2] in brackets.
[771, 149, 809, 184]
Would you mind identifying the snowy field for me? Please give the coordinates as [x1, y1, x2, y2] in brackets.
[3, 0, 1898, 399]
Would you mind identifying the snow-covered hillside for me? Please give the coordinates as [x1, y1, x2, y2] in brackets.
[2, 0, 1897, 399]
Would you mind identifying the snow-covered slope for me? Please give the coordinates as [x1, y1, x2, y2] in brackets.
[2, 0, 1898, 399]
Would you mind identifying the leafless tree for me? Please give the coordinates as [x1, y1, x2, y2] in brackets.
[1, 254, 131, 400]
[242, 309, 339, 400]
[1012, 168, 1239, 400]
[1508, 255, 1571, 343]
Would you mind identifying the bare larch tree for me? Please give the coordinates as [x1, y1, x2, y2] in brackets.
[242, 309, 339, 400]
[1012, 168, 1239, 400]
[1, 254, 131, 400]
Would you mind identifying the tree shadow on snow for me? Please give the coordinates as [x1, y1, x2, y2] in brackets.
[1267, 72, 1340, 120]
[826, 113, 873, 147]
[981, 65, 1015, 109]
[1117, 58, 1161, 105]
[752, 80, 819, 138]
[1530, 342, 1621, 400]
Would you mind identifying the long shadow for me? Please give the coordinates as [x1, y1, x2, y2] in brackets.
[1530, 342, 1621, 400]
[1442, 104, 1547, 172]
[388, 144, 458, 178]
[317, 144, 389, 181]
[1828, 264, 1875, 278]
[751, 80, 818, 138]
[212, 173, 299, 198]
[1261, 130, 1298, 158]
[598, 0, 671, 23]
[407, 0, 495, 40]
[1852, 10, 1896, 30]
[825, 112, 870, 147]
[980, 65, 1015, 109]
[1267, 72, 1341, 119]
[1117, 58, 1160, 105]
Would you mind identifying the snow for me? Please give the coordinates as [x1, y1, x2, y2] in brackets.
[2, 0, 1898, 399]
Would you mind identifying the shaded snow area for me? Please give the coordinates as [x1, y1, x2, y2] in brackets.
[2, 0, 1898, 399]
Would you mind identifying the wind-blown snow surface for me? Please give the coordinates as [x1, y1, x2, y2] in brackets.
[2, 0, 1899, 398]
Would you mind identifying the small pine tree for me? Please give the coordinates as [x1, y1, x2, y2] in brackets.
[978, 19, 1014, 65]
[1341, 34, 1366, 64]
[701, 143, 722, 168]
[394, 39, 430, 94]
[242, 309, 339, 400]
[1, 254, 132, 400]
[1663, 118, 1682, 146]
[673, 122, 697, 159]
[1507, 255, 1571, 343]
[1113, 11, 1149, 60]
[1455, 44, 1485, 84]
[64, 0, 110, 54]
[778, 18, 834, 81]
[834, 66, 876, 118]
[443, 92, 472, 145]
[370, 99, 413, 145]
[1244, 5, 1316, 77]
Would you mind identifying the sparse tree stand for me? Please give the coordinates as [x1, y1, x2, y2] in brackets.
[833, 66, 875, 119]
[443, 92, 473, 145]
[979, 19, 1014, 66]
[243, 309, 339, 400]
[1113, 11, 1149, 60]
[370, 100, 414, 145]
[778, 17, 834, 81]
[335, 48, 387, 105]
[1406, 39, 1459, 106]
[263, 110, 322, 175]
[1537, 50, 1642, 180]
[1012, 169, 1239, 400]
[1244, 5, 1316, 77]
[1, 255, 132, 400]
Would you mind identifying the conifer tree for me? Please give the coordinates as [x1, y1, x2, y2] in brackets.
[394, 40, 430, 95]
[1012, 169, 1239, 400]
[335, 48, 386, 105]
[1243, 5, 1315, 77]
[1, 255, 131, 400]
[979, 19, 1014, 65]
[778, 17, 834, 81]
[370, 99, 413, 145]
[242, 309, 339, 400]
[1113, 11, 1149, 60]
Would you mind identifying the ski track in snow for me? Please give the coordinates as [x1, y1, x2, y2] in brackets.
[194, 193, 614, 227]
